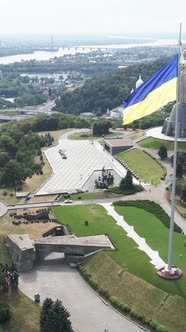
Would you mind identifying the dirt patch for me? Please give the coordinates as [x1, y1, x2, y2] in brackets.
[38, 129, 68, 144]
[28, 195, 57, 203]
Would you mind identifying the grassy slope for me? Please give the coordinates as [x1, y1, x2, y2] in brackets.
[85, 252, 186, 332]
[52, 204, 185, 296]
[139, 137, 186, 151]
[0, 292, 40, 332]
[52, 204, 186, 332]
[117, 148, 164, 185]
[114, 206, 186, 298]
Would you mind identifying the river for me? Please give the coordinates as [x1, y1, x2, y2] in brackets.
[0, 39, 182, 65]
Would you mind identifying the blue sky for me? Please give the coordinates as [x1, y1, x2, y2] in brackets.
[0, 0, 186, 35]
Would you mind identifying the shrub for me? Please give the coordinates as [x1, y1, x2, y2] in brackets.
[120, 303, 130, 313]
[149, 319, 159, 329]
[156, 325, 169, 332]
[0, 304, 10, 323]
[130, 310, 145, 321]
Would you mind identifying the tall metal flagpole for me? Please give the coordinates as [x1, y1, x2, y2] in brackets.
[157, 24, 183, 279]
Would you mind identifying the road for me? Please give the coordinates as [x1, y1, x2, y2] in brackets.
[19, 254, 145, 332]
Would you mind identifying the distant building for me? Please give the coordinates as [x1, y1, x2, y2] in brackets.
[110, 106, 124, 119]
[103, 137, 133, 155]
[80, 112, 97, 118]
[135, 74, 143, 89]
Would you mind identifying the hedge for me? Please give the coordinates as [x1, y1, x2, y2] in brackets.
[77, 264, 170, 332]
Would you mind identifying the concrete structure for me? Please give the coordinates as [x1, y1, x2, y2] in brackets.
[6, 232, 114, 272]
[80, 112, 97, 118]
[6, 234, 36, 272]
[36, 234, 114, 262]
[110, 105, 124, 119]
[162, 50, 186, 137]
[103, 137, 133, 155]
[135, 74, 143, 89]
[35, 138, 128, 195]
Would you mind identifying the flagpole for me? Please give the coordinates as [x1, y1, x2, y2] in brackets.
[157, 24, 183, 279]
[167, 27, 181, 271]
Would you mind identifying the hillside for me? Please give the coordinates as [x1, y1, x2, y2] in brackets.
[54, 55, 176, 116]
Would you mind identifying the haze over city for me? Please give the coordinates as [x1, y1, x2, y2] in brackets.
[0, 0, 186, 36]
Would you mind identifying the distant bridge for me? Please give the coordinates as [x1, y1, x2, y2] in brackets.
[0, 115, 31, 122]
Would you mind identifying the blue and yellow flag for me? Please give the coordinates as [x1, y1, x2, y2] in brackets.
[123, 55, 178, 125]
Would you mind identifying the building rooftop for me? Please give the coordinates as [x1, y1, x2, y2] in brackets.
[36, 234, 114, 249]
[104, 137, 133, 147]
[8, 234, 35, 251]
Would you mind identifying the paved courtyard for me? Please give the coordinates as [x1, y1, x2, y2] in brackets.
[35, 134, 137, 196]
[19, 254, 143, 332]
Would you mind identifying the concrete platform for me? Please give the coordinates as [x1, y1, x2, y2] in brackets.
[146, 126, 186, 142]
[35, 137, 139, 196]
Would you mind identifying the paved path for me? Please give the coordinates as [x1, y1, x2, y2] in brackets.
[19, 255, 144, 332]
[101, 203, 165, 268]
[0, 201, 8, 217]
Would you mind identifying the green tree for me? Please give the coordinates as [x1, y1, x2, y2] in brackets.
[1, 160, 23, 186]
[158, 144, 167, 160]
[0, 304, 10, 323]
[9, 263, 19, 291]
[176, 163, 183, 179]
[119, 170, 133, 190]
[40, 298, 72, 332]
[0, 152, 9, 167]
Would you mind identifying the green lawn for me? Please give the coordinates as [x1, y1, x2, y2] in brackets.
[68, 131, 122, 140]
[52, 204, 186, 297]
[0, 292, 40, 332]
[114, 205, 186, 298]
[59, 192, 97, 201]
[0, 110, 19, 116]
[117, 148, 164, 186]
[68, 131, 92, 140]
[139, 137, 186, 151]
[0, 234, 12, 264]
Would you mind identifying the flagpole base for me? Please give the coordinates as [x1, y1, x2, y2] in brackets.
[157, 265, 182, 280]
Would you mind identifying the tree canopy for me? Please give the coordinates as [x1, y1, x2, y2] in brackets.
[53, 56, 176, 116]
[40, 298, 72, 332]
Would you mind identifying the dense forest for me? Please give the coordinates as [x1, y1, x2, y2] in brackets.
[54, 55, 176, 116]
[0, 75, 47, 106]
[0, 120, 54, 187]
[0, 61, 117, 76]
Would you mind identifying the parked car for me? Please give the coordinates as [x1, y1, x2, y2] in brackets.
[64, 199, 73, 204]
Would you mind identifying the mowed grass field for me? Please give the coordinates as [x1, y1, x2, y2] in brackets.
[52, 204, 186, 297]
[52, 204, 186, 332]
[117, 148, 164, 185]
[114, 206, 186, 297]
[0, 292, 40, 332]
[139, 137, 186, 151]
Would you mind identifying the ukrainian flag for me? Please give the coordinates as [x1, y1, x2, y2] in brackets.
[123, 55, 178, 125]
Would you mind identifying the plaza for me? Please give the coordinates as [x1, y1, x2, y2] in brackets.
[35, 132, 140, 196]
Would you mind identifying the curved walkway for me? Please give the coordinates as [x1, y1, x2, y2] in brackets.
[0, 201, 8, 217]
[101, 203, 165, 268]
